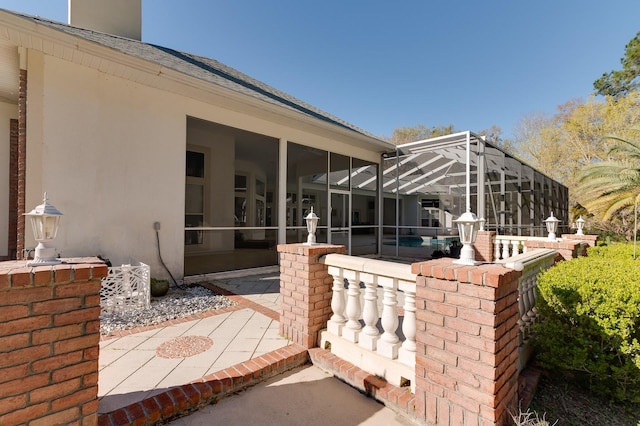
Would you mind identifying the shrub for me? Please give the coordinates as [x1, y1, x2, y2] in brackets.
[534, 243, 640, 402]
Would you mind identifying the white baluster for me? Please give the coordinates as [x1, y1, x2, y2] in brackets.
[359, 272, 380, 351]
[327, 266, 346, 336]
[511, 240, 519, 257]
[522, 241, 528, 254]
[342, 270, 362, 343]
[398, 287, 416, 367]
[494, 238, 501, 260]
[377, 277, 400, 359]
[502, 239, 510, 260]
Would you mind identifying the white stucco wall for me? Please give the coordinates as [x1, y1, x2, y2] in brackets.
[22, 48, 387, 278]
[0, 101, 17, 257]
[26, 53, 185, 277]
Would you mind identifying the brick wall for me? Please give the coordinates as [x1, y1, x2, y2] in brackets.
[411, 258, 520, 426]
[524, 239, 584, 261]
[277, 243, 345, 348]
[474, 230, 496, 262]
[7, 119, 18, 261]
[0, 259, 107, 426]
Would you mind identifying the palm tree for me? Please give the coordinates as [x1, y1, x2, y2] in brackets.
[578, 126, 640, 224]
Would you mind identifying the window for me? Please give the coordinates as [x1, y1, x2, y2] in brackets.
[185, 150, 206, 245]
[421, 199, 441, 227]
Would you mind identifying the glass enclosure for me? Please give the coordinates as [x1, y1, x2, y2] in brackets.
[184, 124, 568, 275]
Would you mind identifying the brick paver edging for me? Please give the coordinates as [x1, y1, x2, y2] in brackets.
[98, 344, 309, 426]
[100, 282, 278, 340]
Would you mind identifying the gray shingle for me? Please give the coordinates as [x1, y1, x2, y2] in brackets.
[5, 9, 381, 140]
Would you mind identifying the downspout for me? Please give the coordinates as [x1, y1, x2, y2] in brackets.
[16, 47, 27, 260]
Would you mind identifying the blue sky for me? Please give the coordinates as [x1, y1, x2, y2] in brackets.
[1, 1, 639, 141]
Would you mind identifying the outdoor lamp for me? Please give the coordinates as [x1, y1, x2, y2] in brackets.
[453, 210, 481, 265]
[24, 192, 63, 266]
[544, 211, 560, 241]
[304, 206, 319, 245]
[575, 215, 585, 236]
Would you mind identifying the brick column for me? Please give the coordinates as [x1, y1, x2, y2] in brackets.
[561, 234, 598, 249]
[16, 68, 27, 260]
[411, 258, 520, 426]
[7, 119, 18, 260]
[277, 243, 345, 348]
[474, 230, 496, 262]
[0, 259, 107, 426]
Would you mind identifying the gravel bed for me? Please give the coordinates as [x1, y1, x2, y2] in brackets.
[100, 285, 236, 335]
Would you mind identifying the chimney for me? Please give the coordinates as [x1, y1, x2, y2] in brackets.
[68, 0, 141, 40]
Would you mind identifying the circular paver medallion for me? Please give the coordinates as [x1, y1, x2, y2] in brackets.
[156, 335, 213, 359]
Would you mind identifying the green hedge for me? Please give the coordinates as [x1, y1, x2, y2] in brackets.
[534, 243, 640, 402]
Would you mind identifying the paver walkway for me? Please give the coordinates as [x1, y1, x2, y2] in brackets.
[98, 273, 286, 413]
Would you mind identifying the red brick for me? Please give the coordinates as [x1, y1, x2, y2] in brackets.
[55, 281, 101, 298]
[52, 360, 97, 382]
[8, 268, 31, 287]
[0, 315, 51, 337]
[0, 402, 49, 426]
[53, 265, 73, 283]
[141, 398, 162, 423]
[33, 324, 83, 344]
[0, 332, 30, 351]
[33, 297, 82, 314]
[54, 334, 99, 354]
[54, 307, 101, 326]
[169, 388, 189, 411]
[0, 363, 28, 384]
[0, 394, 27, 416]
[0, 344, 51, 368]
[30, 378, 81, 403]
[2, 286, 52, 304]
[32, 351, 83, 373]
[154, 392, 175, 417]
[0, 304, 29, 321]
[0, 373, 49, 398]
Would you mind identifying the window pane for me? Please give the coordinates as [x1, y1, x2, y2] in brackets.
[186, 151, 205, 178]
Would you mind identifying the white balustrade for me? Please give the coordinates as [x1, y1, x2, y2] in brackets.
[499, 248, 556, 371]
[493, 235, 542, 261]
[327, 266, 346, 336]
[321, 254, 416, 368]
[343, 270, 362, 342]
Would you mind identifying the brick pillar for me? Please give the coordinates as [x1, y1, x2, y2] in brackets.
[561, 234, 598, 249]
[474, 230, 496, 262]
[0, 258, 107, 426]
[7, 119, 18, 260]
[16, 68, 27, 260]
[277, 243, 345, 348]
[411, 258, 520, 426]
[524, 239, 584, 261]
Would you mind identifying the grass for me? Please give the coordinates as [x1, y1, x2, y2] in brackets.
[528, 372, 640, 426]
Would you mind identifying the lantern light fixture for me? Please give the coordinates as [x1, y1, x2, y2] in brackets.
[304, 206, 319, 245]
[544, 211, 560, 241]
[453, 209, 481, 266]
[24, 192, 63, 266]
[575, 216, 585, 236]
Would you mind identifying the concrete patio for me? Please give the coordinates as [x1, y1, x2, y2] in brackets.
[97, 271, 414, 425]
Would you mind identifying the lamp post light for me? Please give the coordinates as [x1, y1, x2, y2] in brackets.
[304, 206, 319, 245]
[575, 215, 585, 236]
[24, 192, 63, 266]
[544, 212, 560, 241]
[453, 209, 481, 266]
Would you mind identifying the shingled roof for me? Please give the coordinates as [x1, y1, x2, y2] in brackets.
[5, 9, 383, 141]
